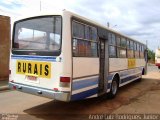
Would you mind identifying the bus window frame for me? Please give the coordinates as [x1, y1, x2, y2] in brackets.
[12, 15, 63, 56]
[71, 19, 99, 58]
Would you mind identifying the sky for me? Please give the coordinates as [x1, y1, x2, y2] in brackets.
[0, 0, 160, 51]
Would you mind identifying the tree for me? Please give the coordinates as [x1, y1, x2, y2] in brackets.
[147, 49, 155, 63]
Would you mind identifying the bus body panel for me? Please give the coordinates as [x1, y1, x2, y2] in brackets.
[72, 58, 99, 78]
[109, 58, 145, 88]
[9, 11, 72, 101]
[9, 55, 71, 101]
[109, 58, 145, 72]
[10, 55, 62, 90]
[107, 66, 144, 92]
[71, 57, 99, 100]
[71, 75, 99, 101]
[61, 11, 72, 79]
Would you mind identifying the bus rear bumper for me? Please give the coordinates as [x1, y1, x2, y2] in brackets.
[9, 82, 70, 102]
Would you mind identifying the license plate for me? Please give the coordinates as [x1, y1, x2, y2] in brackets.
[16, 60, 51, 78]
[25, 74, 39, 83]
[27, 75, 37, 81]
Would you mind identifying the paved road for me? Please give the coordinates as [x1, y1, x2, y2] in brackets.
[147, 64, 159, 72]
[0, 66, 159, 120]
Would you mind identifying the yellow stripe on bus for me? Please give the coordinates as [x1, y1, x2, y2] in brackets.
[16, 60, 51, 78]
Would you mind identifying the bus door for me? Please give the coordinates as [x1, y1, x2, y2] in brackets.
[99, 38, 109, 94]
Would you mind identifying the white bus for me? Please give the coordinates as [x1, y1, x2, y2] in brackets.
[155, 49, 160, 69]
[9, 10, 147, 101]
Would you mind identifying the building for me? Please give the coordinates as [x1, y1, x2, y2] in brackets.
[0, 15, 10, 81]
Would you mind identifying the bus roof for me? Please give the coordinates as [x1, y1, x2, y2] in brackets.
[14, 10, 146, 46]
[64, 10, 146, 46]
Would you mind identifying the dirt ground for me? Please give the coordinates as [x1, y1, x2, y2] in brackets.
[19, 71, 160, 120]
[1, 67, 159, 120]
[113, 71, 160, 114]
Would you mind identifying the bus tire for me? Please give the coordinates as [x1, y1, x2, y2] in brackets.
[108, 77, 119, 99]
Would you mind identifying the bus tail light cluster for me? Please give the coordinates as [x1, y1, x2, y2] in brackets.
[60, 77, 70, 87]
[60, 77, 70, 83]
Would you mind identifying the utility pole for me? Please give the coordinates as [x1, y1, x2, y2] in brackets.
[145, 40, 148, 74]
[107, 22, 110, 28]
[146, 40, 148, 49]
[146, 40, 147, 46]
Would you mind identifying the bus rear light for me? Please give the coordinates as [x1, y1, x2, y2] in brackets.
[60, 77, 70, 87]
[60, 77, 70, 83]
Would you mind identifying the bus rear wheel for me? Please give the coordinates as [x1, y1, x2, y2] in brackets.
[108, 77, 119, 99]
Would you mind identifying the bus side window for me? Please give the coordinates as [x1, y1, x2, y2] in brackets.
[127, 40, 134, 58]
[117, 37, 127, 58]
[141, 45, 144, 58]
[72, 20, 98, 57]
[72, 21, 84, 39]
[134, 43, 140, 58]
[109, 33, 116, 58]
[109, 45, 116, 57]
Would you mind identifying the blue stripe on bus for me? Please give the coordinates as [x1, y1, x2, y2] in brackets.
[119, 67, 143, 78]
[11, 55, 57, 61]
[121, 73, 141, 83]
[107, 67, 143, 89]
[71, 87, 98, 101]
[72, 75, 113, 96]
[71, 67, 143, 100]
[71, 67, 144, 100]
[72, 77, 98, 91]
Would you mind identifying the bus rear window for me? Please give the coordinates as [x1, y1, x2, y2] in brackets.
[13, 16, 62, 56]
